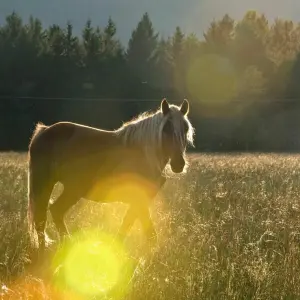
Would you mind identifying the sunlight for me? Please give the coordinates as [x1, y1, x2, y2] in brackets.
[85, 173, 158, 238]
[64, 235, 121, 294]
[86, 172, 157, 206]
[105, 173, 156, 204]
[52, 230, 133, 298]
[186, 54, 237, 107]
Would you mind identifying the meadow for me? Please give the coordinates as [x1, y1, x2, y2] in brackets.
[1, 152, 300, 299]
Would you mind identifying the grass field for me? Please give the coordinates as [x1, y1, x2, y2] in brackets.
[1, 152, 300, 299]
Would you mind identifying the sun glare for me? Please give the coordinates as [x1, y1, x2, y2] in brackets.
[186, 54, 238, 107]
[52, 230, 134, 298]
[86, 172, 157, 205]
[48, 173, 160, 298]
[106, 174, 156, 204]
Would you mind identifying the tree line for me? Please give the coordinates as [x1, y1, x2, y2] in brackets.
[2, 10, 300, 151]
[3, 10, 300, 99]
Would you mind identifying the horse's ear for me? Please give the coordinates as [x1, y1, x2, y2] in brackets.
[180, 99, 189, 116]
[161, 98, 170, 115]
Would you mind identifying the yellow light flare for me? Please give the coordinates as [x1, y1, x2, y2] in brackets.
[83, 172, 166, 243]
[49, 173, 162, 298]
[186, 54, 238, 107]
[106, 173, 156, 204]
[51, 229, 133, 299]
[86, 172, 158, 206]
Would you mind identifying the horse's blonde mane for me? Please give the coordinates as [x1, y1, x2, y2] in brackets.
[115, 103, 195, 175]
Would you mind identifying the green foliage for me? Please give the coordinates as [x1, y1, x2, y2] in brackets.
[238, 65, 267, 99]
[3, 10, 300, 151]
[203, 14, 235, 56]
[1, 9, 299, 100]
[126, 12, 159, 97]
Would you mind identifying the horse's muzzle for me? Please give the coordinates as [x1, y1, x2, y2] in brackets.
[170, 156, 185, 173]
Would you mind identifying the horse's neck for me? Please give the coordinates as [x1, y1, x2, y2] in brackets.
[144, 145, 170, 178]
[119, 142, 165, 179]
[116, 122, 169, 177]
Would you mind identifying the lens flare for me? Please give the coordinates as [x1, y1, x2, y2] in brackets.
[50, 173, 160, 298]
[52, 229, 134, 298]
[186, 54, 238, 106]
[86, 173, 157, 206]
[106, 174, 155, 204]
[65, 238, 120, 294]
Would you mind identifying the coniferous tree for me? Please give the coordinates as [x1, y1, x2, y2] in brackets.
[127, 12, 158, 96]
[170, 26, 185, 96]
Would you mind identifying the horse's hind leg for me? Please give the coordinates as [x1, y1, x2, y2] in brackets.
[49, 186, 80, 241]
[32, 182, 54, 252]
[117, 176, 165, 243]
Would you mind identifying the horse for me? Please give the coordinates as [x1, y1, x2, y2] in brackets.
[27, 98, 195, 253]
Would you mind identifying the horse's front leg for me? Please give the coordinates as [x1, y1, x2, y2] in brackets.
[117, 176, 166, 244]
[138, 203, 157, 244]
[141, 175, 166, 244]
[117, 202, 156, 243]
[116, 205, 138, 242]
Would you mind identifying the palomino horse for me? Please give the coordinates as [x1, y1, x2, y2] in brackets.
[27, 98, 195, 252]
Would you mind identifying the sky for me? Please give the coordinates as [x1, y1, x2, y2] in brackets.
[0, 0, 300, 45]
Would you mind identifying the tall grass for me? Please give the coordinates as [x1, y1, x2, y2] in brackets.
[1, 152, 300, 299]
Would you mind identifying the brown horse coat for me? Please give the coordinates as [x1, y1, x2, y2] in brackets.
[27, 99, 194, 252]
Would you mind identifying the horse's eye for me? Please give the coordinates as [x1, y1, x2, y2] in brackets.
[184, 122, 189, 133]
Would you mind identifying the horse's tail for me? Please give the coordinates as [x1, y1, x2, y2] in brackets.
[27, 123, 49, 247]
[29, 122, 47, 147]
[27, 159, 36, 246]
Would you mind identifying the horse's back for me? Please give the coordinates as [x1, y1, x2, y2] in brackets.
[28, 121, 158, 195]
[30, 122, 75, 152]
[29, 121, 116, 168]
[30, 121, 117, 150]
[36, 122, 121, 180]
[52, 122, 119, 159]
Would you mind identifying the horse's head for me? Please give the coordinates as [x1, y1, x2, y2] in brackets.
[160, 98, 195, 173]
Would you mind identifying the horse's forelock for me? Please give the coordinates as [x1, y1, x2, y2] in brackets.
[168, 105, 195, 150]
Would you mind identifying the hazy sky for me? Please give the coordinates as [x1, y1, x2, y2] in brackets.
[0, 0, 300, 45]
